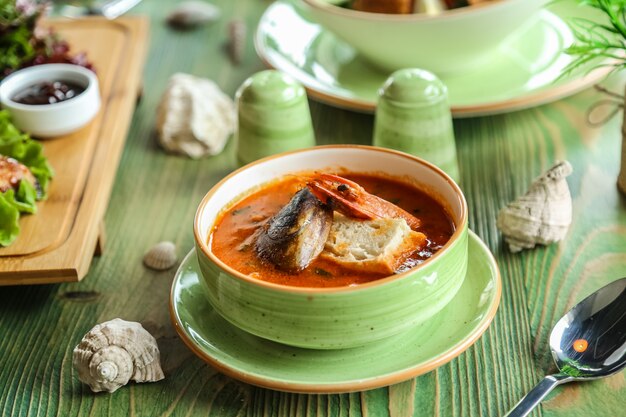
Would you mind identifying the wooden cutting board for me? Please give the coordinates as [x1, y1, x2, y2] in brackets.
[0, 16, 149, 285]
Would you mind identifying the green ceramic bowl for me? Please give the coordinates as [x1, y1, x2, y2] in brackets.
[301, 0, 548, 75]
[194, 145, 468, 349]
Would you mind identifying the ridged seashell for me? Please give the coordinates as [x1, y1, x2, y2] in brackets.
[143, 241, 178, 270]
[73, 319, 164, 393]
[167, 1, 221, 28]
[496, 161, 573, 253]
[228, 20, 246, 65]
[156, 73, 236, 158]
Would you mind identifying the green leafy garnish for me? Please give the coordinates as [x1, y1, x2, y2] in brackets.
[0, 0, 41, 78]
[13, 180, 37, 214]
[1, 0, 94, 80]
[0, 24, 35, 74]
[561, 0, 626, 78]
[0, 110, 53, 196]
[561, 363, 585, 377]
[0, 110, 53, 246]
[0, 190, 20, 246]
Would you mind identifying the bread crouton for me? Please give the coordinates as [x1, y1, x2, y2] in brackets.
[321, 214, 427, 275]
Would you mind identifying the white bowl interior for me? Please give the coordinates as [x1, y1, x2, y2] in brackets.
[0, 64, 94, 109]
[197, 147, 465, 248]
[0, 64, 101, 137]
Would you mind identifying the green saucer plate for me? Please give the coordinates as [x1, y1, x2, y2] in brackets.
[255, 0, 611, 117]
[169, 231, 501, 393]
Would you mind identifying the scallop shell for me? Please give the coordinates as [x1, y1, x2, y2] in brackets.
[167, 1, 221, 28]
[156, 73, 236, 158]
[73, 319, 164, 393]
[143, 241, 177, 270]
[496, 161, 573, 253]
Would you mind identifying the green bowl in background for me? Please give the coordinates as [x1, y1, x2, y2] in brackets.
[301, 0, 548, 75]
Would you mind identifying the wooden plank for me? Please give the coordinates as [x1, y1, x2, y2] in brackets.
[0, 16, 149, 285]
[0, 21, 125, 257]
[94, 222, 106, 256]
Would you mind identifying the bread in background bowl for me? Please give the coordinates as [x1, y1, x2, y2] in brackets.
[194, 145, 468, 349]
[301, 0, 548, 75]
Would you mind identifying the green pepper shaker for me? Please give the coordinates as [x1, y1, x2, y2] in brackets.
[235, 70, 316, 166]
[373, 69, 460, 183]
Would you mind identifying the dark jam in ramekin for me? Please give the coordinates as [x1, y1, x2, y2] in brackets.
[12, 81, 85, 105]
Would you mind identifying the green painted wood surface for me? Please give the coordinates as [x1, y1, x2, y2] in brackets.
[1, 0, 625, 415]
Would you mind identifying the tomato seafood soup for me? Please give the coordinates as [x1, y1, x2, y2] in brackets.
[210, 172, 455, 288]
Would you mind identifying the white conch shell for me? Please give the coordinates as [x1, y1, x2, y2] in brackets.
[156, 73, 236, 158]
[73, 319, 164, 393]
[496, 161, 573, 253]
[167, 1, 221, 28]
[143, 241, 177, 270]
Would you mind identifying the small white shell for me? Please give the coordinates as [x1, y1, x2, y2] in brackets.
[167, 1, 221, 28]
[496, 161, 573, 252]
[73, 319, 164, 393]
[143, 241, 177, 270]
[156, 73, 236, 158]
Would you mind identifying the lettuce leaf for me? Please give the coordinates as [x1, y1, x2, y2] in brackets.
[0, 110, 53, 197]
[13, 180, 37, 214]
[0, 110, 53, 246]
[0, 189, 20, 246]
[0, 24, 35, 75]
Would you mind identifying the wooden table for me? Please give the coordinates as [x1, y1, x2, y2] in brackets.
[1, 0, 624, 415]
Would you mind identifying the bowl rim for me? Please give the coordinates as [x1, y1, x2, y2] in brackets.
[302, 0, 527, 22]
[0, 63, 98, 113]
[194, 144, 468, 294]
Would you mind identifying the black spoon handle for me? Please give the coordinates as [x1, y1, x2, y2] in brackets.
[504, 373, 573, 417]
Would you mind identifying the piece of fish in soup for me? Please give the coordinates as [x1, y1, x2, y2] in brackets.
[255, 188, 333, 272]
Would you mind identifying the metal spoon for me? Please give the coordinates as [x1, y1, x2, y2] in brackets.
[53, 0, 142, 20]
[505, 277, 626, 417]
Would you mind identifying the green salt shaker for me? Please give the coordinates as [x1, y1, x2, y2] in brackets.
[235, 70, 315, 166]
[373, 69, 460, 183]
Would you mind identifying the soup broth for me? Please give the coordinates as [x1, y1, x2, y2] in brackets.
[210, 173, 455, 288]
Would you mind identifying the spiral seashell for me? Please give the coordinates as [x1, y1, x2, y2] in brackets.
[73, 319, 164, 393]
[143, 241, 178, 270]
[496, 161, 573, 253]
